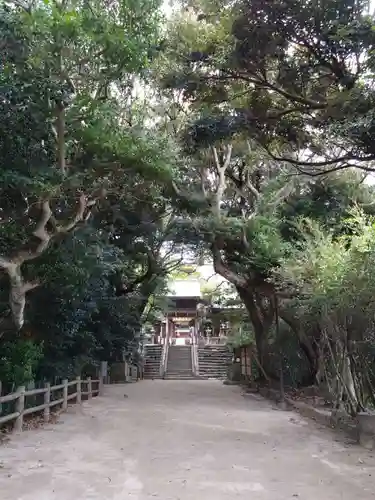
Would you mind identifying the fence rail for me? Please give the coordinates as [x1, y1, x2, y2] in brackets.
[0, 375, 103, 432]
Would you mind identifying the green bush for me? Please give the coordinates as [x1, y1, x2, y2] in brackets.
[0, 339, 43, 389]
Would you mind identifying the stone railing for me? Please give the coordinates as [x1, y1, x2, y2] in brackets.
[160, 338, 169, 377]
[191, 343, 199, 376]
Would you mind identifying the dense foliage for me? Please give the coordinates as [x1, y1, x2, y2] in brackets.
[2, 0, 375, 418]
[0, 0, 176, 387]
[155, 0, 375, 414]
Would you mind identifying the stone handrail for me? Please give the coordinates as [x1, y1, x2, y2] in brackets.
[191, 343, 199, 376]
[160, 341, 169, 378]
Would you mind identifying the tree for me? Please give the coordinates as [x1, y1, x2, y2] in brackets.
[0, 0, 170, 331]
[151, 0, 375, 385]
[162, 0, 375, 174]
[276, 211, 375, 414]
[0, 0, 187, 386]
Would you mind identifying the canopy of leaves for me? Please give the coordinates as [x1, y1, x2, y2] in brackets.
[160, 0, 375, 175]
[149, 0, 375, 409]
[0, 0, 179, 386]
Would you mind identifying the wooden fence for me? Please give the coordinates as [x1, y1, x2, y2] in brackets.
[0, 376, 103, 432]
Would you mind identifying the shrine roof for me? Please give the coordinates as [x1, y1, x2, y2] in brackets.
[167, 279, 202, 298]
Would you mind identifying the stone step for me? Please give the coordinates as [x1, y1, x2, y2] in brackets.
[198, 366, 229, 370]
[198, 364, 229, 369]
[199, 360, 230, 364]
[199, 368, 228, 372]
[165, 346, 194, 378]
[199, 370, 228, 374]
[199, 366, 228, 369]
[167, 368, 192, 372]
[166, 369, 193, 374]
[168, 366, 192, 370]
[144, 345, 162, 380]
[197, 346, 231, 379]
[199, 372, 227, 376]
[198, 360, 229, 363]
[198, 359, 230, 362]
[166, 366, 192, 369]
[198, 365, 228, 369]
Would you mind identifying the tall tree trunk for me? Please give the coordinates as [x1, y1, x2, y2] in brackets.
[236, 286, 275, 377]
[279, 311, 319, 386]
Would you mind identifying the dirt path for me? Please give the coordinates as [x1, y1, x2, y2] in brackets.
[0, 380, 374, 499]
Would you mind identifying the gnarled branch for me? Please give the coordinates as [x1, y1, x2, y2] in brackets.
[212, 144, 233, 218]
[211, 242, 247, 288]
[0, 192, 101, 331]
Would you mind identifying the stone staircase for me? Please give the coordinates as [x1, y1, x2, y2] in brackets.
[197, 345, 232, 379]
[164, 346, 194, 380]
[143, 345, 163, 379]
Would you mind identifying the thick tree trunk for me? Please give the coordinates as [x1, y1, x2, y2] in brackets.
[279, 310, 319, 386]
[236, 286, 275, 377]
[238, 288, 319, 385]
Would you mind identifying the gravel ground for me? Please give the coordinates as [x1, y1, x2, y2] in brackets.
[0, 380, 374, 499]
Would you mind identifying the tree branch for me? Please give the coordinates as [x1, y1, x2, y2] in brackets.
[221, 70, 328, 110]
[267, 181, 294, 211]
[10, 200, 52, 265]
[245, 141, 261, 200]
[200, 166, 208, 197]
[212, 144, 233, 218]
[265, 146, 375, 174]
[0, 192, 102, 330]
[211, 242, 247, 288]
[6, 0, 32, 13]
[56, 102, 66, 175]
[116, 247, 158, 296]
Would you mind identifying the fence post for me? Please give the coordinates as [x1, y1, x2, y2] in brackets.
[126, 362, 131, 382]
[62, 379, 68, 411]
[99, 362, 106, 396]
[44, 382, 51, 423]
[0, 380, 2, 415]
[76, 376, 81, 404]
[88, 377, 92, 399]
[14, 385, 25, 432]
